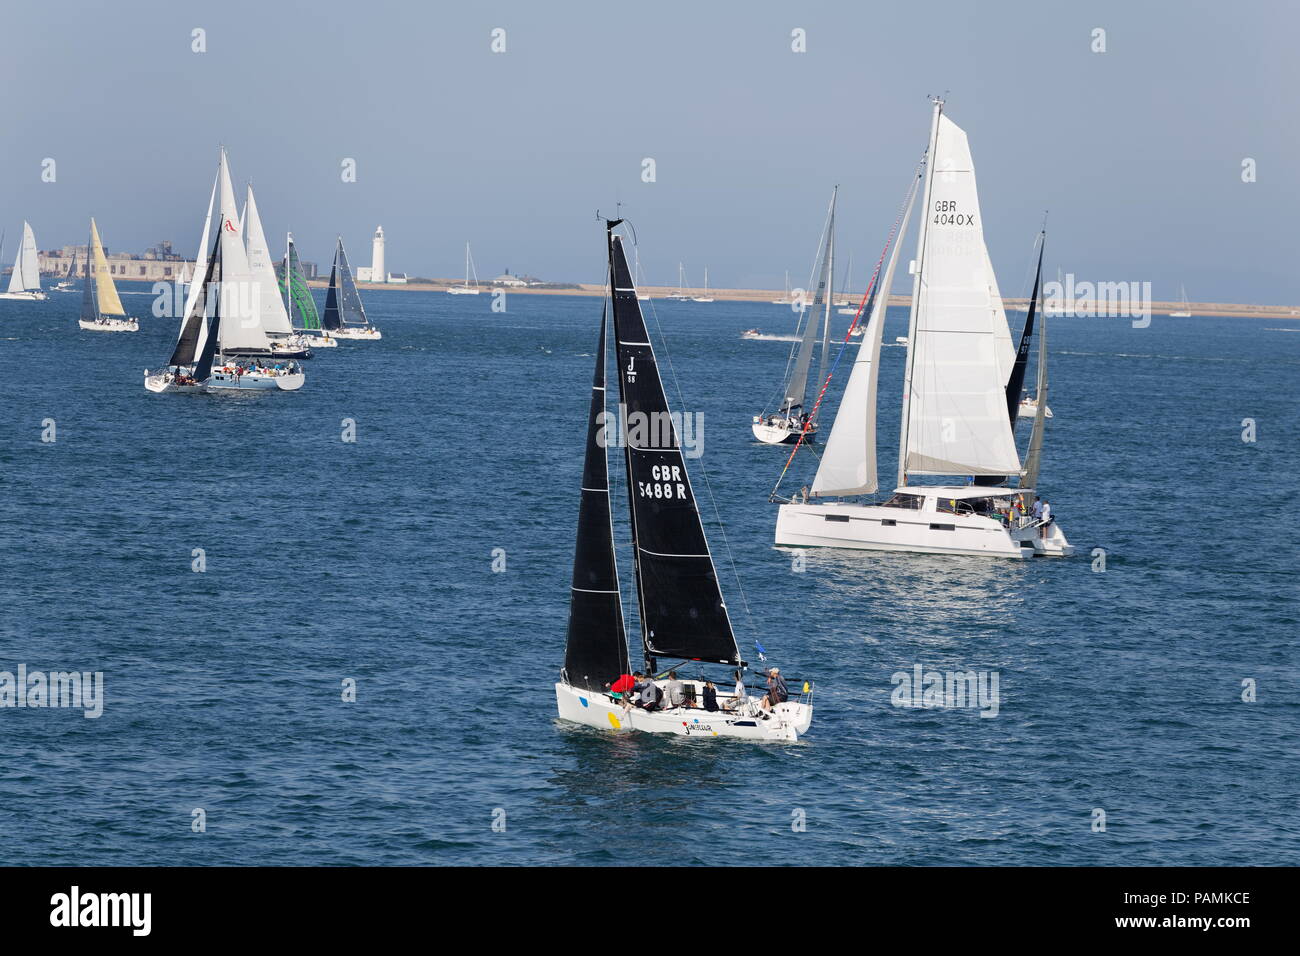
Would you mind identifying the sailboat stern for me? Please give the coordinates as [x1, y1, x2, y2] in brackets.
[555, 681, 633, 733]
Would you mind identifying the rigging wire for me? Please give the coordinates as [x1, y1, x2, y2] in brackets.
[769, 160, 926, 501]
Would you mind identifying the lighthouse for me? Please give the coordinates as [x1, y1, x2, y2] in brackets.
[371, 225, 386, 284]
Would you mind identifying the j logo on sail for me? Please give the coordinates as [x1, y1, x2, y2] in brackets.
[625, 356, 637, 382]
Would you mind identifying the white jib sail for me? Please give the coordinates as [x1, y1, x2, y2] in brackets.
[901, 112, 1021, 477]
[812, 175, 919, 497]
[183, 171, 218, 320]
[9, 222, 40, 292]
[214, 151, 270, 353]
[243, 185, 293, 336]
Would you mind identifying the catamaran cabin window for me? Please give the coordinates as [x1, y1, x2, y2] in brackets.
[882, 493, 923, 510]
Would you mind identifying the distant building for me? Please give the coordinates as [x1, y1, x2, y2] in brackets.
[40, 241, 189, 281]
[492, 269, 527, 288]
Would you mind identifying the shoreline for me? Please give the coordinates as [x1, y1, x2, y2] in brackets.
[105, 277, 1300, 320]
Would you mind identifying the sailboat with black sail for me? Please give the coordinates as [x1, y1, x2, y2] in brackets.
[144, 231, 223, 393]
[322, 237, 382, 339]
[555, 221, 813, 741]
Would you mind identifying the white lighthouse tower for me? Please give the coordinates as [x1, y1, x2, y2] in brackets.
[371, 225, 386, 284]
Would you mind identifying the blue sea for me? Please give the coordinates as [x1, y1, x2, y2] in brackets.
[1, 284, 1296, 866]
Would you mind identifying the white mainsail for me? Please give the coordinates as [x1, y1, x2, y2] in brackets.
[213, 151, 270, 354]
[184, 173, 218, 318]
[811, 175, 920, 497]
[899, 109, 1021, 478]
[242, 185, 293, 337]
[7, 222, 41, 293]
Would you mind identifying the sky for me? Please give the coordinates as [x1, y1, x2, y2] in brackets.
[1, 0, 1296, 303]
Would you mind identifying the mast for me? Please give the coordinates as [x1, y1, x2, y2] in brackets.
[169, 228, 223, 367]
[562, 303, 631, 691]
[321, 240, 344, 331]
[283, 233, 294, 329]
[820, 195, 836, 378]
[606, 222, 741, 670]
[897, 98, 942, 489]
[784, 187, 838, 417]
[79, 222, 97, 322]
[1021, 236, 1050, 492]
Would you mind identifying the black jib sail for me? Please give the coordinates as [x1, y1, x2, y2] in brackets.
[168, 229, 222, 367]
[1005, 233, 1045, 425]
[336, 239, 369, 327]
[562, 305, 631, 692]
[606, 224, 741, 668]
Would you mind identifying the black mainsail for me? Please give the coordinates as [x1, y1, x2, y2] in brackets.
[78, 234, 96, 324]
[562, 305, 631, 692]
[607, 224, 741, 669]
[321, 238, 370, 331]
[1005, 234, 1045, 425]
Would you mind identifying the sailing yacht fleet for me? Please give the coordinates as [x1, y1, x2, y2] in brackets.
[0, 106, 1081, 744]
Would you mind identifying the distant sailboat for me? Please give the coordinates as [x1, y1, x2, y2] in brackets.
[280, 233, 337, 347]
[771, 270, 793, 305]
[0, 221, 47, 300]
[53, 254, 77, 292]
[773, 100, 1073, 559]
[1169, 284, 1192, 318]
[836, 254, 858, 314]
[553, 219, 814, 741]
[691, 267, 715, 302]
[322, 237, 382, 339]
[148, 147, 305, 391]
[752, 186, 837, 445]
[447, 242, 481, 294]
[239, 185, 312, 358]
[664, 262, 689, 300]
[78, 218, 138, 331]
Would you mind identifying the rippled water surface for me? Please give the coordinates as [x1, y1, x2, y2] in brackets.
[1, 285, 1297, 865]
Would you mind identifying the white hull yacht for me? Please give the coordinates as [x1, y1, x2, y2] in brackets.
[771, 99, 1072, 560]
[78, 218, 138, 331]
[556, 221, 813, 742]
[0, 222, 47, 300]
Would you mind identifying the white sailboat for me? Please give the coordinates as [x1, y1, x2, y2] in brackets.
[239, 185, 313, 358]
[0, 222, 47, 300]
[148, 148, 304, 392]
[664, 262, 689, 300]
[771, 270, 793, 305]
[834, 254, 854, 309]
[321, 237, 382, 339]
[53, 255, 77, 292]
[752, 187, 837, 445]
[1168, 284, 1192, 318]
[78, 219, 138, 331]
[773, 100, 1073, 559]
[691, 267, 715, 302]
[446, 242, 481, 294]
[555, 220, 814, 741]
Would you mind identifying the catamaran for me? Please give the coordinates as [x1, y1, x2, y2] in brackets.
[238, 185, 312, 359]
[772, 100, 1073, 559]
[1168, 284, 1192, 318]
[555, 220, 813, 741]
[280, 233, 336, 347]
[322, 237, 382, 339]
[0, 222, 47, 301]
[78, 219, 138, 331]
[446, 241, 481, 294]
[751, 187, 837, 445]
[691, 267, 715, 302]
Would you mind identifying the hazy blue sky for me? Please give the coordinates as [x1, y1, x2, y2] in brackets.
[1, 0, 1295, 302]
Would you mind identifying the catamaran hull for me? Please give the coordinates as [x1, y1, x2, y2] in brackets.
[330, 327, 383, 339]
[79, 318, 138, 332]
[0, 291, 47, 301]
[555, 682, 811, 741]
[752, 421, 815, 445]
[776, 501, 1075, 559]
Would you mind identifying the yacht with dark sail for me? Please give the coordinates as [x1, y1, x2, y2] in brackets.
[144, 232, 223, 393]
[280, 233, 336, 347]
[751, 187, 837, 444]
[555, 220, 814, 741]
[322, 237, 382, 340]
